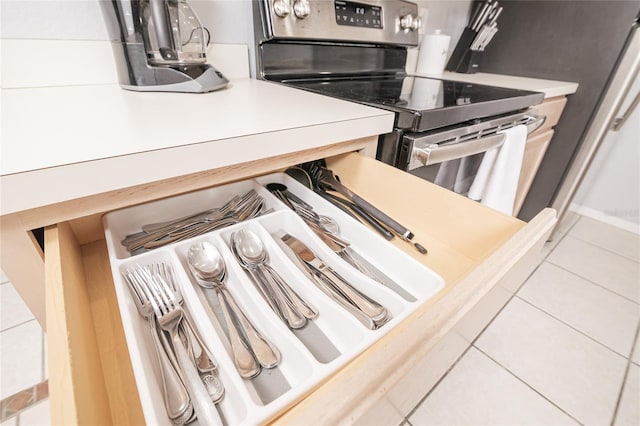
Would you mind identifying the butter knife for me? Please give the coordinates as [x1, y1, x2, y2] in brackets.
[278, 233, 390, 328]
[337, 249, 416, 302]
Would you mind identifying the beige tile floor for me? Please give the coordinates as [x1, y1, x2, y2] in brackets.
[408, 214, 640, 426]
[0, 271, 49, 426]
[0, 213, 638, 425]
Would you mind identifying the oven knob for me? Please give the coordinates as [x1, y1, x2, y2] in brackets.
[400, 14, 421, 31]
[273, 0, 291, 17]
[293, 0, 311, 18]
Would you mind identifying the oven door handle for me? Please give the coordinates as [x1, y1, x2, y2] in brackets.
[526, 115, 546, 134]
[415, 132, 506, 166]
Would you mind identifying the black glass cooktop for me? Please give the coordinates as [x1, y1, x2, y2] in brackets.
[283, 75, 544, 132]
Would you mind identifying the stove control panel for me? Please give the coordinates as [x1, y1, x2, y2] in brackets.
[335, 1, 383, 29]
[262, 0, 419, 46]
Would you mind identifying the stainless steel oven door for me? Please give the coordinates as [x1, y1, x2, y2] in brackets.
[399, 112, 545, 196]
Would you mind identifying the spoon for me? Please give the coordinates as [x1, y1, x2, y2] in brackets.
[187, 242, 262, 379]
[233, 230, 317, 328]
[188, 242, 281, 369]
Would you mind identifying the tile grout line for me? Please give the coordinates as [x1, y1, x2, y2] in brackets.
[514, 295, 638, 359]
[442, 220, 585, 423]
[569, 235, 640, 264]
[0, 318, 40, 335]
[472, 345, 584, 425]
[566, 216, 640, 263]
[401, 239, 555, 422]
[563, 224, 640, 264]
[558, 213, 582, 238]
[610, 319, 640, 425]
[402, 255, 548, 422]
[544, 258, 640, 305]
[404, 215, 631, 425]
[0, 380, 49, 422]
[403, 341, 477, 422]
[457, 257, 588, 426]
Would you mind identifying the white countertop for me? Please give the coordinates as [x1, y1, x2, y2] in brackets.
[1, 36, 579, 217]
[0, 79, 394, 215]
[413, 71, 579, 99]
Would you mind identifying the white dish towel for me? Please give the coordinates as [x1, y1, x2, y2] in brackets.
[467, 124, 528, 215]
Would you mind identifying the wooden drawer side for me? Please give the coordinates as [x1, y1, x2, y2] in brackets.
[45, 223, 113, 424]
[81, 238, 146, 425]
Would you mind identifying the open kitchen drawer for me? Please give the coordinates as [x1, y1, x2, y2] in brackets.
[43, 152, 556, 425]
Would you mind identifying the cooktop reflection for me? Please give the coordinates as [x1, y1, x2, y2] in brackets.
[281, 75, 544, 132]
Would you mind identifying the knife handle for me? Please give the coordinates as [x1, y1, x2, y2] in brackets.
[350, 194, 413, 241]
[319, 192, 394, 240]
[319, 266, 388, 322]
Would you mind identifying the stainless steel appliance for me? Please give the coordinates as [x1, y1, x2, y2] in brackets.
[252, 0, 545, 197]
[100, 0, 229, 93]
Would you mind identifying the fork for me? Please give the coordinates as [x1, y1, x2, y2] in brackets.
[137, 268, 224, 425]
[123, 268, 193, 424]
[149, 263, 224, 403]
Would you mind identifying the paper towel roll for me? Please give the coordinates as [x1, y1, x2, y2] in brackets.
[410, 78, 443, 109]
[416, 30, 451, 75]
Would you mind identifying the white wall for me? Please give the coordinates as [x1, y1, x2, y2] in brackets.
[572, 72, 640, 233]
[0, 1, 252, 43]
[405, 0, 472, 73]
[1, 0, 470, 69]
[0, 1, 254, 86]
[417, 0, 472, 47]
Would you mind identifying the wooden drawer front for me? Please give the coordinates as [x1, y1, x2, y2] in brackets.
[274, 154, 557, 424]
[46, 152, 556, 425]
[529, 96, 567, 136]
[514, 129, 555, 215]
[353, 211, 554, 423]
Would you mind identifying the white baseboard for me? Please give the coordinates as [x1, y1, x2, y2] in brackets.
[569, 203, 640, 235]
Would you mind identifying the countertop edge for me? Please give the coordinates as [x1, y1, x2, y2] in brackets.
[412, 71, 579, 98]
[0, 113, 393, 216]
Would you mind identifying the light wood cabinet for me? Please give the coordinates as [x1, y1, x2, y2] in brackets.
[43, 149, 555, 425]
[530, 96, 567, 136]
[514, 129, 556, 215]
[514, 96, 568, 215]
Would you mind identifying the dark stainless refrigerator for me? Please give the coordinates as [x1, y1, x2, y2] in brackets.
[477, 1, 640, 222]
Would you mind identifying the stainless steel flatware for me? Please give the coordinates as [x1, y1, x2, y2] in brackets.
[137, 266, 224, 425]
[231, 229, 317, 329]
[149, 263, 225, 403]
[265, 185, 416, 301]
[283, 167, 396, 239]
[123, 267, 193, 424]
[339, 248, 416, 302]
[121, 190, 267, 253]
[278, 232, 391, 330]
[302, 163, 428, 255]
[187, 241, 281, 379]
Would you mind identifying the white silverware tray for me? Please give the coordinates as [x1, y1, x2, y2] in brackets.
[103, 173, 444, 425]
